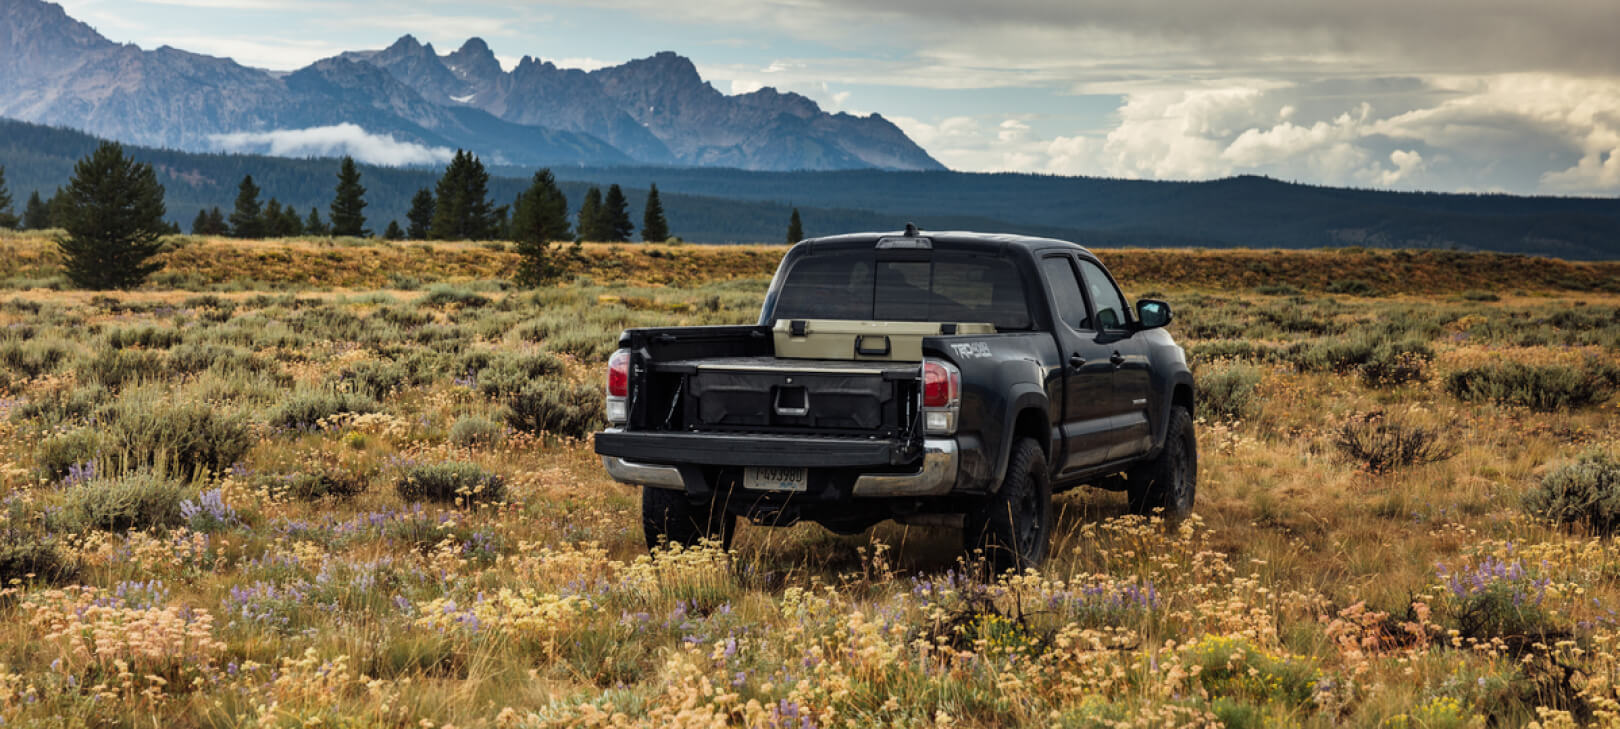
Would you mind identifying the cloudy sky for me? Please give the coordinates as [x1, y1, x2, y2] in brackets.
[57, 0, 1620, 195]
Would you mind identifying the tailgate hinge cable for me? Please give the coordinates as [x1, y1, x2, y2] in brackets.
[901, 379, 924, 457]
[662, 374, 686, 430]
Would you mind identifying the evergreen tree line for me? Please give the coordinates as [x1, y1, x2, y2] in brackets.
[0, 141, 719, 292]
[198, 156, 369, 238]
[162, 149, 670, 245]
[409, 149, 673, 244]
[2, 148, 813, 255]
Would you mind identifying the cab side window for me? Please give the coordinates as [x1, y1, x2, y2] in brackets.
[1077, 260, 1128, 331]
[1040, 256, 1090, 331]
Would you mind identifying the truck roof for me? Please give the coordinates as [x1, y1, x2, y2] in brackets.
[795, 230, 1093, 258]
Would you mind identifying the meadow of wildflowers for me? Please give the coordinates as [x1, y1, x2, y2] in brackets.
[0, 236, 1618, 727]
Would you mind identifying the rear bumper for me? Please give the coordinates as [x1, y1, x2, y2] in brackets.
[595, 429, 960, 497]
[595, 429, 906, 468]
[601, 457, 686, 490]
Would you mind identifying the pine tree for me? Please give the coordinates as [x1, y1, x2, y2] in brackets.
[191, 209, 211, 235]
[263, 198, 286, 237]
[786, 207, 804, 244]
[511, 169, 574, 286]
[429, 150, 495, 240]
[55, 142, 167, 290]
[406, 188, 434, 239]
[602, 184, 634, 242]
[576, 186, 604, 242]
[329, 156, 369, 237]
[463, 155, 494, 240]
[47, 188, 72, 229]
[280, 205, 303, 237]
[384, 220, 405, 240]
[230, 175, 263, 238]
[0, 166, 16, 229]
[206, 207, 227, 235]
[510, 169, 570, 246]
[304, 208, 328, 236]
[641, 183, 669, 242]
[22, 191, 49, 230]
[430, 154, 467, 240]
[536, 172, 571, 243]
[493, 205, 511, 241]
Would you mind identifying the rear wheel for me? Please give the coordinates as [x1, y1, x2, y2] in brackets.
[964, 438, 1051, 572]
[642, 487, 736, 551]
[1127, 406, 1196, 516]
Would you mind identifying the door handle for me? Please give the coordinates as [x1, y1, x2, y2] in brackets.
[1069, 354, 1087, 369]
[1109, 351, 1126, 367]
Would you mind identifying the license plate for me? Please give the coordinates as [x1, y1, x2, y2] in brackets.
[744, 466, 808, 492]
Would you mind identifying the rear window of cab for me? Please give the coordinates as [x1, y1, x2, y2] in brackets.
[771, 252, 1031, 330]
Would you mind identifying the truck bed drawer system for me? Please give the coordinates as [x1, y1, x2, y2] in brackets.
[650, 357, 919, 438]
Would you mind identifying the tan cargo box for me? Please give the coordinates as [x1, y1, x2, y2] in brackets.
[772, 319, 995, 362]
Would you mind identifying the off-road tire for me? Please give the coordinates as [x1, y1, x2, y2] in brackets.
[642, 487, 736, 551]
[964, 438, 1052, 571]
[1127, 406, 1196, 516]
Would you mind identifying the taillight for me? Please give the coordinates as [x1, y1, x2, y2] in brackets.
[922, 360, 959, 408]
[606, 349, 630, 425]
[607, 349, 630, 398]
[921, 359, 960, 436]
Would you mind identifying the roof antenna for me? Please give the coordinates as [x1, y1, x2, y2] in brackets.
[904, 222, 919, 237]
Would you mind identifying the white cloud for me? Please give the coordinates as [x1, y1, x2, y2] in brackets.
[209, 124, 454, 166]
[898, 73, 1620, 194]
[1381, 149, 1426, 185]
[890, 116, 980, 148]
[1044, 136, 1099, 175]
[892, 115, 1064, 171]
[1093, 87, 1260, 179]
[541, 56, 612, 71]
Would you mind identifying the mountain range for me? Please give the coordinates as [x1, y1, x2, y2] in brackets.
[0, 0, 943, 172]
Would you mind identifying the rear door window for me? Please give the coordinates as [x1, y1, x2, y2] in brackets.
[1041, 256, 1090, 331]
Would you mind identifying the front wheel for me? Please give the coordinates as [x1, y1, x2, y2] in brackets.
[963, 438, 1052, 572]
[1127, 406, 1197, 516]
[642, 487, 736, 551]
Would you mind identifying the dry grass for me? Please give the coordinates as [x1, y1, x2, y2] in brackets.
[0, 235, 1618, 727]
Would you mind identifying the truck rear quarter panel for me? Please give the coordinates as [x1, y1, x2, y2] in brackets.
[923, 332, 1059, 492]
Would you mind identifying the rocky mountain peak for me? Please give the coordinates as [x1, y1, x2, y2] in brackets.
[0, 0, 115, 87]
[737, 86, 821, 118]
[383, 34, 437, 58]
[597, 50, 705, 90]
[446, 37, 502, 82]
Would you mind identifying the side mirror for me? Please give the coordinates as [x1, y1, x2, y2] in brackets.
[1136, 299, 1172, 330]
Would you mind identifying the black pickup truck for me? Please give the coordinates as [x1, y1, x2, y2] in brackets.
[594, 227, 1195, 568]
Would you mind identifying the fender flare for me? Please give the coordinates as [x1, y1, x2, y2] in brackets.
[993, 383, 1051, 485]
[1152, 369, 1196, 448]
